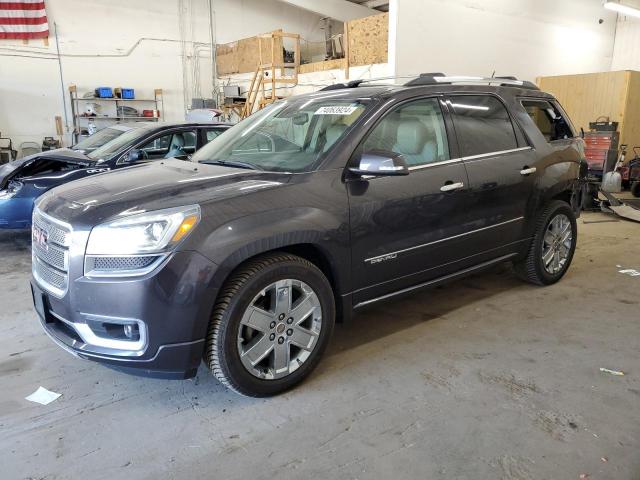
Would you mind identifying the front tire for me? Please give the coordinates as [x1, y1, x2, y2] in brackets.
[204, 252, 335, 397]
[514, 200, 577, 286]
[631, 181, 640, 198]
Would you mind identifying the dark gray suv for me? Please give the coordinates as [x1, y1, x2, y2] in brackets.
[31, 74, 586, 397]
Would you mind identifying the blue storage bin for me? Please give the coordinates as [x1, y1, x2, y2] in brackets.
[95, 87, 113, 98]
[121, 88, 135, 99]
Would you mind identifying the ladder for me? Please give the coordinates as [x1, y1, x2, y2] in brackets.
[240, 31, 300, 119]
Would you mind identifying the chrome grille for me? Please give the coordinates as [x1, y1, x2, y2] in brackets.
[33, 256, 67, 290]
[33, 241, 67, 271]
[32, 209, 71, 297]
[32, 212, 70, 247]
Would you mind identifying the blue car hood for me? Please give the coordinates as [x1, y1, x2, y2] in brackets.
[0, 148, 93, 188]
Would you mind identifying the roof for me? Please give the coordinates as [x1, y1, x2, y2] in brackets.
[116, 121, 234, 131]
[300, 74, 554, 101]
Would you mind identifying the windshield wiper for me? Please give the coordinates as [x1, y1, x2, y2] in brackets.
[200, 160, 263, 171]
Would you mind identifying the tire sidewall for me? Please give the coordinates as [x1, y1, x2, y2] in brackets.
[217, 260, 335, 396]
[532, 202, 577, 285]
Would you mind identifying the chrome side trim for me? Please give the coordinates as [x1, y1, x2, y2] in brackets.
[355, 253, 518, 308]
[462, 147, 532, 162]
[364, 216, 524, 264]
[406, 147, 532, 171]
[408, 157, 463, 171]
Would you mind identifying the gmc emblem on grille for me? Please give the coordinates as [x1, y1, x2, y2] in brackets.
[32, 225, 49, 251]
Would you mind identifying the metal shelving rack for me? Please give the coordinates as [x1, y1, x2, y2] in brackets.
[68, 85, 164, 144]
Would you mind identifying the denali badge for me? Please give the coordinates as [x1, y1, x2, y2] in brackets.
[368, 253, 398, 265]
[32, 225, 49, 251]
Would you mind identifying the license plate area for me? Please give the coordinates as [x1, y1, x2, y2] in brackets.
[31, 284, 53, 323]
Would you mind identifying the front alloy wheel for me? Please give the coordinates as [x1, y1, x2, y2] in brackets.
[238, 279, 322, 380]
[205, 252, 335, 397]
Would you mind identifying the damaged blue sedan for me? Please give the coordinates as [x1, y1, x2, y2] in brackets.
[0, 121, 231, 229]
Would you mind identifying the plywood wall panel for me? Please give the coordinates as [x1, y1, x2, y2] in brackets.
[537, 71, 628, 135]
[537, 71, 640, 153]
[347, 12, 388, 66]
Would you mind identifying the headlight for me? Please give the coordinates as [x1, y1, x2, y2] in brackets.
[0, 180, 23, 200]
[86, 204, 201, 255]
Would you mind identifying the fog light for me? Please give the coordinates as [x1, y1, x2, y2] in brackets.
[124, 324, 134, 339]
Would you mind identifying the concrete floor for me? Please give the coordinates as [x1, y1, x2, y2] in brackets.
[1, 211, 639, 480]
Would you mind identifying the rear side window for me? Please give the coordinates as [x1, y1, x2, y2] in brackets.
[521, 99, 574, 142]
[448, 95, 518, 157]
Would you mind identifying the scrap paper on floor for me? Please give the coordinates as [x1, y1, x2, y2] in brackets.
[25, 386, 61, 405]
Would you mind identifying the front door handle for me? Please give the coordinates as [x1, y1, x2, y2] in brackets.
[440, 181, 464, 192]
[520, 167, 537, 176]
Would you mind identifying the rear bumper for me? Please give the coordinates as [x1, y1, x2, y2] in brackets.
[31, 250, 219, 379]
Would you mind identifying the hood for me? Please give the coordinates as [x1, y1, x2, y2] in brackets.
[0, 148, 94, 189]
[36, 159, 288, 227]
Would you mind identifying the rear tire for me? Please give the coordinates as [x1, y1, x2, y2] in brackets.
[514, 200, 577, 286]
[204, 252, 335, 397]
[631, 181, 640, 198]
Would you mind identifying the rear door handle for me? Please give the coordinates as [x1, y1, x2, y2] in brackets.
[440, 181, 464, 192]
[520, 167, 537, 176]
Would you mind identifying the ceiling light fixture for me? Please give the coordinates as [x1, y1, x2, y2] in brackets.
[603, 1, 640, 18]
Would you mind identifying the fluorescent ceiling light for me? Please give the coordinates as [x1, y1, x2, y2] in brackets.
[604, 1, 640, 18]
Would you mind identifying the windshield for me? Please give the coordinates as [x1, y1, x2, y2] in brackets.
[87, 127, 148, 161]
[73, 126, 129, 152]
[192, 98, 368, 172]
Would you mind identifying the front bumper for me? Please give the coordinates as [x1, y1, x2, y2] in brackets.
[0, 196, 34, 229]
[32, 250, 219, 379]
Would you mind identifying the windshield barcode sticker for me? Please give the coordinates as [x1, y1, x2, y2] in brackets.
[314, 105, 358, 115]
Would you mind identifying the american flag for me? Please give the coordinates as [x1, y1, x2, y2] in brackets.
[0, 1, 49, 40]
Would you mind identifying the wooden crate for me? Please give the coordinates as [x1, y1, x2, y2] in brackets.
[537, 70, 640, 152]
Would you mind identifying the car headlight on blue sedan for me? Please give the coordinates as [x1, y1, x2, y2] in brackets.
[0, 180, 23, 200]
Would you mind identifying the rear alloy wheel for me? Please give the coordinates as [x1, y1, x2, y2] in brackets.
[541, 213, 573, 275]
[205, 253, 335, 397]
[514, 200, 577, 285]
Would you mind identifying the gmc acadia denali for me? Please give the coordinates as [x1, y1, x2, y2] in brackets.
[31, 74, 586, 397]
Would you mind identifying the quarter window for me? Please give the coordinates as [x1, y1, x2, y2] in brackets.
[448, 95, 518, 157]
[521, 100, 574, 142]
[361, 98, 450, 167]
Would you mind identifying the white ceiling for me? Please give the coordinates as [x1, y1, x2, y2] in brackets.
[346, 0, 389, 12]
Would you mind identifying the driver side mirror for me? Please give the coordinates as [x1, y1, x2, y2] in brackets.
[349, 150, 410, 177]
[127, 149, 145, 163]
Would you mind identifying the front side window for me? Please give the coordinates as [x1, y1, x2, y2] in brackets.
[139, 131, 197, 159]
[205, 129, 224, 143]
[192, 99, 368, 172]
[361, 98, 450, 167]
[521, 99, 574, 142]
[448, 95, 518, 157]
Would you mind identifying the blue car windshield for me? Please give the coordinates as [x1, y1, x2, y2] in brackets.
[87, 127, 149, 161]
[73, 126, 130, 152]
[192, 98, 368, 172]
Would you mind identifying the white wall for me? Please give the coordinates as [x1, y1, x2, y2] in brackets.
[391, 0, 618, 81]
[611, 14, 640, 70]
[0, 0, 331, 149]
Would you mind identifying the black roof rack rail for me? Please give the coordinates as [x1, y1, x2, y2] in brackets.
[317, 74, 540, 92]
[403, 74, 540, 90]
[318, 79, 367, 91]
